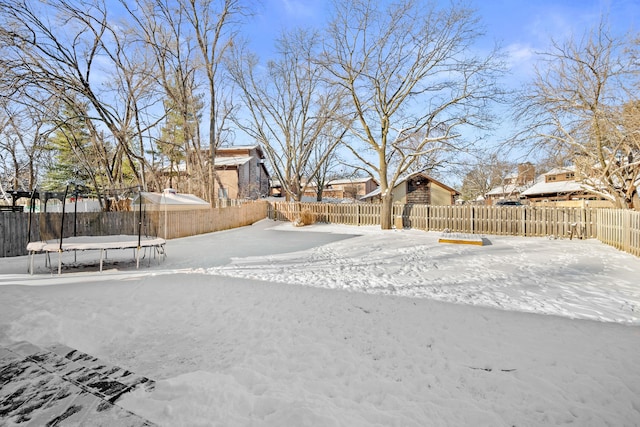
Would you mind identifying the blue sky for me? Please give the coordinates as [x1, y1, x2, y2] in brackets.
[239, 0, 639, 176]
[247, 0, 639, 88]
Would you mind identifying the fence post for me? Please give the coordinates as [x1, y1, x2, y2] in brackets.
[470, 205, 474, 234]
[624, 209, 631, 252]
[425, 205, 429, 231]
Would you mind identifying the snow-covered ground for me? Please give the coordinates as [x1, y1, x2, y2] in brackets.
[1, 219, 639, 426]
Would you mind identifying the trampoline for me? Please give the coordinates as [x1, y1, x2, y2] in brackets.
[24, 185, 167, 275]
[27, 235, 166, 275]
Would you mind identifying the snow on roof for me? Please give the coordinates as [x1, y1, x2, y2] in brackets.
[543, 165, 576, 175]
[328, 177, 377, 185]
[486, 184, 524, 196]
[217, 144, 260, 151]
[137, 191, 209, 206]
[361, 187, 381, 199]
[214, 156, 251, 167]
[521, 179, 591, 196]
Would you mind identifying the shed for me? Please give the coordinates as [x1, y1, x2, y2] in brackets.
[361, 172, 459, 205]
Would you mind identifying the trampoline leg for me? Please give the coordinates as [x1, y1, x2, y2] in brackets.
[58, 251, 62, 275]
[100, 249, 104, 272]
[136, 247, 140, 269]
[29, 251, 33, 275]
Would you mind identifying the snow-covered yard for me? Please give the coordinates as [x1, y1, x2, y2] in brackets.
[1, 219, 639, 426]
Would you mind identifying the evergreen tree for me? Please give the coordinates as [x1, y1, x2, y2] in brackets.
[42, 102, 95, 192]
[158, 77, 203, 190]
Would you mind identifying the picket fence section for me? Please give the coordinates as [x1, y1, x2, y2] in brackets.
[597, 208, 640, 257]
[269, 202, 599, 238]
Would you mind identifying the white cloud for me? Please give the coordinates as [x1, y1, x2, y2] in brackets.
[506, 43, 534, 63]
[279, 0, 315, 18]
[504, 42, 538, 81]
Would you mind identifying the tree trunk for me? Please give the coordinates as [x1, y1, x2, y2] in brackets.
[381, 193, 393, 230]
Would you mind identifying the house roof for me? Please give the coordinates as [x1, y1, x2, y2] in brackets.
[217, 144, 260, 151]
[214, 156, 251, 167]
[328, 177, 378, 186]
[217, 144, 265, 160]
[519, 165, 600, 197]
[486, 183, 525, 196]
[159, 153, 253, 172]
[136, 190, 209, 206]
[543, 165, 576, 175]
[361, 187, 382, 199]
[520, 179, 592, 197]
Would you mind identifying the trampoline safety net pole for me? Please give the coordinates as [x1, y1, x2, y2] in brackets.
[58, 184, 70, 274]
[26, 188, 37, 274]
[137, 186, 142, 269]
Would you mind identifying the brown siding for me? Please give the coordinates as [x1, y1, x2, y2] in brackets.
[406, 178, 430, 204]
[216, 168, 239, 199]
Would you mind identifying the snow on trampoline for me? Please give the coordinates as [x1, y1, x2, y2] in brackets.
[27, 235, 166, 274]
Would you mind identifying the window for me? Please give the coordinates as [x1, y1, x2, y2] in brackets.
[218, 188, 229, 199]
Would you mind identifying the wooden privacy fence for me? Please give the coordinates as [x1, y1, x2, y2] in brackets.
[269, 202, 598, 238]
[269, 202, 382, 226]
[4, 200, 640, 259]
[269, 201, 640, 257]
[0, 201, 268, 257]
[151, 201, 268, 239]
[1, 211, 149, 257]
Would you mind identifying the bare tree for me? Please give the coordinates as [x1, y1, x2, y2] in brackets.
[308, 129, 349, 201]
[457, 154, 515, 203]
[515, 19, 640, 209]
[320, 0, 504, 228]
[228, 29, 347, 201]
[0, 97, 53, 191]
[0, 2, 109, 192]
[179, 0, 245, 205]
[122, 0, 208, 196]
[0, 0, 171, 207]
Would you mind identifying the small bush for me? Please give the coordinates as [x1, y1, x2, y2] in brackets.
[294, 209, 315, 227]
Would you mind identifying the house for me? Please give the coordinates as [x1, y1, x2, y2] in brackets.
[361, 171, 459, 205]
[158, 145, 270, 200]
[302, 177, 379, 200]
[214, 145, 270, 199]
[269, 179, 283, 197]
[520, 166, 611, 206]
[485, 163, 535, 205]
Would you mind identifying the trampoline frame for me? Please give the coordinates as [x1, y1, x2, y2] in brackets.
[27, 235, 166, 275]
